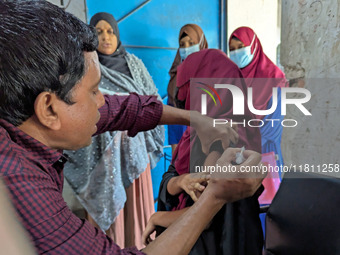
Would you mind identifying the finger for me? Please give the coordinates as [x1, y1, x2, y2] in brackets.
[226, 147, 242, 162]
[142, 227, 155, 245]
[191, 177, 210, 184]
[243, 150, 260, 159]
[143, 233, 153, 246]
[198, 173, 211, 181]
[194, 182, 205, 191]
[189, 191, 198, 202]
[220, 135, 230, 151]
[220, 128, 239, 150]
[201, 141, 210, 155]
[228, 127, 239, 146]
[231, 123, 238, 133]
[188, 173, 211, 182]
[217, 148, 238, 165]
[203, 173, 211, 180]
[147, 236, 154, 245]
[241, 151, 261, 166]
[216, 156, 232, 167]
[144, 236, 150, 245]
[142, 232, 149, 246]
[142, 235, 148, 246]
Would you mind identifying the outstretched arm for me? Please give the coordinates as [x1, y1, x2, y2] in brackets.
[160, 106, 239, 154]
[98, 95, 238, 155]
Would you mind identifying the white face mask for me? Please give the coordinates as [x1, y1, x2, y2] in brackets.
[229, 34, 257, 68]
[179, 34, 204, 61]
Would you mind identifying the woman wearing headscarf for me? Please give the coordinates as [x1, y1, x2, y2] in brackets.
[148, 49, 264, 255]
[229, 26, 287, 168]
[63, 12, 164, 249]
[167, 24, 208, 153]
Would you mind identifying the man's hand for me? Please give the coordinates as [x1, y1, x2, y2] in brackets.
[191, 111, 239, 155]
[142, 213, 160, 245]
[215, 148, 262, 170]
[206, 148, 265, 203]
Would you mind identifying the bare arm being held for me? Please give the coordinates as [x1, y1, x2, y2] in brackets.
[167, 173, 210, 201]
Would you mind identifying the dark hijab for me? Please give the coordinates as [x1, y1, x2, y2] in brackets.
[90, 12, 132, 77]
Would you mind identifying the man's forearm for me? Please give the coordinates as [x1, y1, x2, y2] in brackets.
[142, 188, 224, 255]
[159, 105, 203, 127]
[153, 208, 190, 229]
[159, 105, 191, 125]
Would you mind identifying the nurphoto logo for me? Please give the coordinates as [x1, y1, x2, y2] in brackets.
[195, 79, 312, 128]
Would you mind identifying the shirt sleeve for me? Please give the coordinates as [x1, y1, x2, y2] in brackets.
[96, 93, 163, 137]
[3, 170, 145, 255]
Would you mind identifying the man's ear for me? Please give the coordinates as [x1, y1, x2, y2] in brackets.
[34, 92, 61, 130]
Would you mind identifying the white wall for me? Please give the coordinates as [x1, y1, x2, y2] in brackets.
[228, 0, 281, 64]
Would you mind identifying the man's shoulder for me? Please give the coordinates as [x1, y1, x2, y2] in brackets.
[0, 128, 27, 176]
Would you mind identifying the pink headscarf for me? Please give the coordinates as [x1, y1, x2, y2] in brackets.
[173, 49, 261, 210]
[229, 27, 287, 118]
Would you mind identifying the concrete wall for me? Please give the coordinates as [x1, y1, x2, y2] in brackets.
[281, 0, 340, 174]
[47, 0, 87, 22]
[228, 0, 281, 64]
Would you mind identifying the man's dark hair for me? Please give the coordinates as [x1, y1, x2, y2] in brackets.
[0, 0, 98, 126]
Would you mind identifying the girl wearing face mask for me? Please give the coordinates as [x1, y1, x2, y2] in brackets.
[167, 24, 208, 154]
[229, 27, 287, 173]
[64, 12, 164, 250]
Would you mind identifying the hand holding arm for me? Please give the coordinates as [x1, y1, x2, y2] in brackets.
[167, 173, 210, 202]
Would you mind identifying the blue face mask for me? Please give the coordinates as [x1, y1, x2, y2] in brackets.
[179, 34, 204, 61]
[229, 35, 257, 69]
[179, 44, 200, 61]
